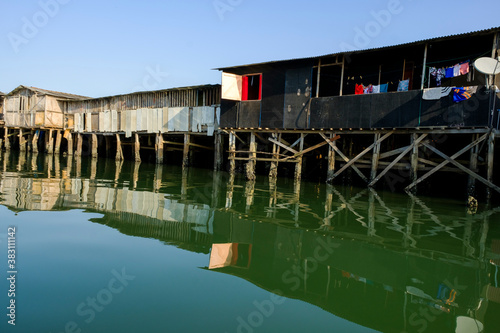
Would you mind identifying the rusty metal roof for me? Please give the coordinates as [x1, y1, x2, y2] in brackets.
[7, 85, 90, 100]
[216, 26, 500, 70]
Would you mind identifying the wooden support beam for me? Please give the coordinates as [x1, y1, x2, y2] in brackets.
[91, 133, 98, 159]
[370, 133, 381, 182]
[156, 133, 164, 164]
[4, 127, 10, 151]
[66, 132, 73, 156]
[320, 132, 367, 182]
[229, 131, 236, 174]
[214, 131, 223, 171]
[19, 129, 27, 152]
[246, 132, 257, 181]
[54, 130, 62, 154]
[468, 133, 479, 193]
[134, 133, 141, 163]
[379, 145, 411, 160]
[182, 133, 190, 168]
[405, 132, 489, 191]
[410, 133, 419, 185]
[268, 137, 298, 155]
[75, 133, 82, 157]
[295, 134, 305, 181]
[369, 134, 427, 187]
[327, 133, 336, 183]
[487, 131, 495, 199]
[269, 133, 280, 180]
[330, 131, 393, 181]
[422, 142, 500, 194]
[115, 134, 123, 161]
[47, 129, 54, 154]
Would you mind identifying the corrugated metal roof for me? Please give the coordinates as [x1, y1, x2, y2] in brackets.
[216, 26, 500, 70]
[7, 85, 89, 100]
[0, 91, 5, 96]
[70, 84, 221, 102]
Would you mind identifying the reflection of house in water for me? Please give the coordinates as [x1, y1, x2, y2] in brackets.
[0, 152, 499, 332]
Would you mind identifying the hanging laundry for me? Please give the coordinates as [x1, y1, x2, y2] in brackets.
[364, 84, 374, 94]
[460, 62, 470, 75]
[422, 87, 453, 100]
[453, 86, 477, 102]
[445, 67, 454, 78]
[372, 85, 381, 94]
[397, 79, 409, 92]
[355, 83, 364, 95]
[453, 64, 460, 77]
[379, 83, 388, 93]
[430, 67, 446, 86]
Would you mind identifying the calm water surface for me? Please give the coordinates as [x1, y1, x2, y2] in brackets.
[0, 151, 499, 333]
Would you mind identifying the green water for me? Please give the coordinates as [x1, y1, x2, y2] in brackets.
[0, 151, 499, 333]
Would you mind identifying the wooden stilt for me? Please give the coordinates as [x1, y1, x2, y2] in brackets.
[54, 130, 62, 154]
[0, 136, 2, 151]
[156, 133, 164, 164]
[225, 173, 235, 209]
[229, 131, 236, 174]
[67, 132, 73, 156]
[468, 133, 479, 194]
[4, 127, 10, 151]
[91, 133, 98, 159]
[214, 131, 223, 171]
[269, 133, 280, 180]
[47, 129, 54, 154]
[327, 133, 337, 183]
[32, 131, 39, 154]
[182, 133, 190, 168]
[115, 134, 123, 161]
[294, 134, 305, 181]
[19, 129, 26, 152]
[410, 133, 419, 187]
[370, 133, 381, 182]
[487, 131, 495, 199]
[90, 157, 97, 180]
[246, 132, 257, 181]
[134, 133, 141, 163]
[75, 134, 82, 157]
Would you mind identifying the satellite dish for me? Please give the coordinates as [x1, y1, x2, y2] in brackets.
[473, 57, 500, 75]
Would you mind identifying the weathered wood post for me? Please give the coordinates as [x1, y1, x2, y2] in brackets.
[182, 133, 190, 168]
[155, 133, 164, 164]
[134, 133, 141, 163]
[54, 130, 62, 154]
[468, 133, 479, 195]
[410, 133, 419, 186]
[46, 129, 54, 154]
[327, 133, 337, 183]
[91, 133, 98, 159]
[370, 133, 381, 182]
[4, 127, 10, 151]
[19, 129, 26, 152]
[214, 131, 223, 171]
[75, 133, 82, 157]
[229, 131, 236, 174]
[66, 132, 73, 156]
[32, 131, 39, 154]
[294, 134, 305, 181]
[246, 132, 257, 181]
[486, 131, 495, 199]
[115, 134, 123, 161]
[269, 133, 280, 180]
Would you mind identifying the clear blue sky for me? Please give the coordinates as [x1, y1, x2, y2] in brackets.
[1, 0, 499, 97]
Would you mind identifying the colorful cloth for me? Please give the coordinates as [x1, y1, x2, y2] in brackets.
[445, 67, 454, 78]
[453, 64, 460, 77]
[355, 84, 364, 95]
[430, 67, 446, 86]
[364, 84, 374, 94]
[397, 79, 409, 92]
[422, 87, 453, 100]
[379, 83, 388, 93]
[453, 86, 476, 102]
[372, 85, 381, 94]
[460, 62, 470, 75]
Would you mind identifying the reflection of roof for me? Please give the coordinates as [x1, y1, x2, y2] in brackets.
[216, 26, 500, 70]
[7, 85, 89, 100]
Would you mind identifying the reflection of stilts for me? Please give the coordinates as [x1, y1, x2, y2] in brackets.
[90, 157, 97, 180]
[154, 164, 163, 192]
[54, 154, 61, 178]
[245, 181, 255, 212]
[225, 173, 235, 210]
[267, 178, 278, 219]
[114, 160, 123, 187]
[132, 162, 140, 190]
[181, 167, 188, 199]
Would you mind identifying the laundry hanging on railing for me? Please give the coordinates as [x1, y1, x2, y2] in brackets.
[430, 60, 470, 83]
[397, 79, 409, 92]
[453, 86, 478, 102]
[422, 87, 453, 100]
